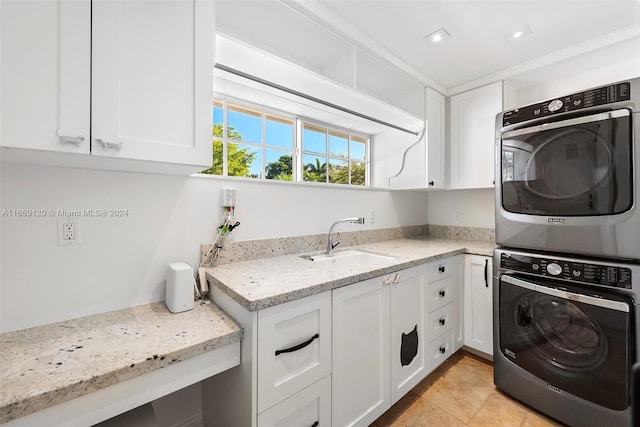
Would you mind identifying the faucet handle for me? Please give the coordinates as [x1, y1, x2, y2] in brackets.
[331, 241, 340, 250]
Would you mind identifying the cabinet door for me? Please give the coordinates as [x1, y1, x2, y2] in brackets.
[449, 81, 503, 189]
[1, 0, 90, 153]
[91, 0, 212, 167]
[257, 291, 331, 414]
[332, 277, 390, 427]
[426, 87, 446, 189]
[389, 267, 427, 404]
[257, 376, 331, 427]
[464, 255, 494, 355]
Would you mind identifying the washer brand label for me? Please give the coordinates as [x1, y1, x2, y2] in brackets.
[504, 348, 516, 359]
[546, 384, 567, 396]
[547, 217, 567, 224]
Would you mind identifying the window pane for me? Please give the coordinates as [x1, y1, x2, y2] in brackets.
[303, 154, 326, 182]
[350, 136, 366, 161]
[266, 115, 293, 149]
[228, 143, 261, 178]
[350, 161, 366, 186]
[201, 139, 223, 175]
[265, 149, 293, 181]
[329, 158, 348, 184]
[228, 104, 261, 143]
[329, 130, 348, 157]
[303, 124, 326, 154]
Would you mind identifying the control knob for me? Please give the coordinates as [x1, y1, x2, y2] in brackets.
[546, 263, 562, 276]
[548, 99, 563, 112]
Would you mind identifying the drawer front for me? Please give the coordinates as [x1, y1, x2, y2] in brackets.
[427, 277, 452, 312]
[428, 258, 452, 283]
[258, 291, 331, 413]
[427, 330, 453, 372]
[257, 375, 331, 427]
[427, 303, 453, 340]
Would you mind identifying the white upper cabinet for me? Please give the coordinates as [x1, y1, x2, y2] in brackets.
[1, 0, 213, 173]
[1, 0, 91, 154]
[388, 87, 445, 189]
[449, 81, 504, 189]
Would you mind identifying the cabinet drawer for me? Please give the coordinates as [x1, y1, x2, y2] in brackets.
[427, 303, 453, 339]
[427, 330, 453, 372]
[257, 292, 331, 413]
[427, 277, 452, 312]
[428, 259, 452, 283]
[257, 375, 331, 427]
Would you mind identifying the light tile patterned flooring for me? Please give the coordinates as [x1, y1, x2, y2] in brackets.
[372, 351, 564, 427]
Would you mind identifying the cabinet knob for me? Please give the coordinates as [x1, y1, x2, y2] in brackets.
[439, 346, 446, 354]
[439, 290, 446, 297]
[95, 138, 123, 151]
[438, 265, 446, 273]
[439, 318, 446, 326]
[428, 181, 434, 186]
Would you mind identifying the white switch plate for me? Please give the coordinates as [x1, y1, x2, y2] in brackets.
[454, 210, 462, 221]
[369, 209, 376, 224]
[58, 218, 80, 245]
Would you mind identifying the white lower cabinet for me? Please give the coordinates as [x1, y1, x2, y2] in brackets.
[257, 376, 331, 427]
[464, 254, 494, 356]
[204, 256, 465, 427]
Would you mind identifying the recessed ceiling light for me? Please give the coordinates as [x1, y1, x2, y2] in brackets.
[425, 28, 450, 43]
[509, 25, 533, 39]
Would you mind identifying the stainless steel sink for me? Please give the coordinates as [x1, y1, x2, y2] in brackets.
[303, 250, 394, 267]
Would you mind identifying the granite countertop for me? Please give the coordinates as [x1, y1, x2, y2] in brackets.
[206, 237, 496, 312]
[0, 301, 243, 424]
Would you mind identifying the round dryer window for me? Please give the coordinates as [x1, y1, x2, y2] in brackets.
[523, 128, 613, 199]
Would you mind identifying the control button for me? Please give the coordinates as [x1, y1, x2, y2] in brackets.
[547, 263, 562, 276]
[573, 99, 582, 106]
[534, 108, 541, 115]
[548, 99, 563, 112]
[532, 264, 540, 271]
[572, 270, 581, 277]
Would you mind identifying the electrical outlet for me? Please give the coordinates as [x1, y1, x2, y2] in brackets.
[369, 209, 376, 224]
[454, 210, 462, 221]
[58, 218, 80, 245]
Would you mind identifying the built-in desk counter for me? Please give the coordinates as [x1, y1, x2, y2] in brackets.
[0, 301, 242, 426]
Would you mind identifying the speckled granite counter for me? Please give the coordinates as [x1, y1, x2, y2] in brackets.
[206, 237, 496, 312]
[0, 301, 242, 424]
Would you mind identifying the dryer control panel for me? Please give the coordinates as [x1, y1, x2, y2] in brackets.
[500, 253, 632, 289]
[502, 81, 631, 126]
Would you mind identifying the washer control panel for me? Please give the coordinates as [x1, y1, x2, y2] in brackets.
[500, 253, 632, 289]
[502, 81, 631, 126]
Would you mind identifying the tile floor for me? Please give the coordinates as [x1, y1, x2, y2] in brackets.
[372, 350, 564, 427]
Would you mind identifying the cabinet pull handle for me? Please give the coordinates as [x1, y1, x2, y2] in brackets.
[439, 346, 446, 354]
[57, 131, 84, 145]
[95, 138, 123, 151]
[311, 422, 319, 427]
[439, 290, 446, 297]
[275, 333, 319, 356]
[428, 181, 434, 186]
[438, 265, 446, 273]
[439, 318, 446, 326]
[484, 259, 489, 288]
[383, 277, 393, 286]
[393, 273, 401, 284]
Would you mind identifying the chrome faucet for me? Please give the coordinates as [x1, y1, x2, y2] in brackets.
[326, 217, 365, 256]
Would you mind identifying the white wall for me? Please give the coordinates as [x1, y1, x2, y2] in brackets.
[0, 162, 428, 332]
[427, 188, 495, 228]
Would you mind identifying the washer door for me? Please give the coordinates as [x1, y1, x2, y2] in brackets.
[499, 274, 632, 410]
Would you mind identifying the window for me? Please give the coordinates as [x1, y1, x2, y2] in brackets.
[202, 100, 295, 180]
[202, 99, 370, 187]
[302, 123, 367, 186]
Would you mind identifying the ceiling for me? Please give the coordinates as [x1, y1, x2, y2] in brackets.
[215, 0, 640, 97]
